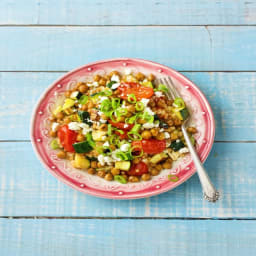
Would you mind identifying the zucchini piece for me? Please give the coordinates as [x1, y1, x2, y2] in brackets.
[62, 98, 75, 110]
[150, 153, 168, 164]
[114, 175, 127, 184]
[96, 167, 112, 172]
[115, 161, 131, 171]
[169, 140, 185, 152]
[78, 110, 93, 126]
[142, 81, 153, 88]
[180, 108, 189, 120]
[92, 130, 107, 141]
[74, 153, 90, 169]
[154, 114, 168, 128]
[73, 141, 93, 153]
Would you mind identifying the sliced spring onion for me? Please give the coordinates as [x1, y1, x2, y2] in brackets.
[111, 98, 120, 109]
[114, 175, 127, 184]
[125, 115, 137, 124]
[102, 146, 113, 155]
[130, 124, 141, 133]
[115, 107, 128, 117]
[173, 97, 185, 109]
[107, 124, 112, 136]
[135, 101, 144, 111]
[127, 132, 142, 141]
[115, 151, 129, 161]
[127, 94, 137, 103]
[168, 174, 179, 182]
[130, 146, 143, 158]
[100, 99, 112, 112]
[110, 134, 120, 146]
[102, 89, 112, 97]
[156, 84, 168, 93]
[50, 139, 59, 150]
[86, 132, 96, 148]
[139, 112, 154, 123]
[114, 128, 124, 135]
[78, 95, 88, 105]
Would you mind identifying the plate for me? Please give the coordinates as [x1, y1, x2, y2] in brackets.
[31, 58, 215, 199]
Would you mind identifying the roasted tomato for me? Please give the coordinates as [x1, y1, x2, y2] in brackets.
[57, 125, 77, 152]
[132, 139, 166, 154]
[108, 120, 134, 131]
[128, 162, 149, 176]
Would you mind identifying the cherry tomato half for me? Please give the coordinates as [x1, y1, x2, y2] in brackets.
[108, 120, 134, 131]
[57, 124, 77, 152]
[128, 162, 149, 176]
[132, 139, 166, 155]
[118, 82, 154, 100]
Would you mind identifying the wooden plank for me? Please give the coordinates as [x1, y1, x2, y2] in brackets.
[0, 142, 255, 218]
[0, 0, 256, 25]
[1, 218, 256, 256]
[0, 26, 256, 71]
[0, 72, 255, 141]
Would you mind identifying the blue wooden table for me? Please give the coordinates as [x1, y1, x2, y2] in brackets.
[1, 1, 256, 255]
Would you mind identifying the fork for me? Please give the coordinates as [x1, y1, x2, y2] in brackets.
[157, 77, 219, 202]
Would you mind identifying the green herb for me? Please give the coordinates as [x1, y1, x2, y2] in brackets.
[78, 110, 93, 126]
[169, 140, 185, 151]
[86, 156, 97, 161]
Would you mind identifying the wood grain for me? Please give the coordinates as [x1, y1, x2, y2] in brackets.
[0, 26, 256, 71]
[0, 0, 256, 25]
[0, 72, 255, 141]
[1, 218, 256, 256]
[0, 142, 255, 218]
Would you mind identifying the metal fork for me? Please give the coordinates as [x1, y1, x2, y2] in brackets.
[157, 77, 219, 202]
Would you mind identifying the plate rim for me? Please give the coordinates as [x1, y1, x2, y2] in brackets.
[30, 57, 215, 199]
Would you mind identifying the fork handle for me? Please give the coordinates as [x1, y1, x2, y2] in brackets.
[181, 126, 220, 202]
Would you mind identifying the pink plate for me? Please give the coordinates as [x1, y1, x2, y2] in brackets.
[31, 58, 215, 199]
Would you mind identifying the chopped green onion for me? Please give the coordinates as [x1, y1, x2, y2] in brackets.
[125, 115, 137, 124]
[115, 151, 129, 161]
[100, 99, 112, 112]
[127, 94, 137, 103]
[130, 146, 143, 158]
[127, 132, 142, 141]
[50, 139, 59, 150]
[110, 111, 121, 123]
[114, 175, 127, 184]
[115, 128, 124, 135]
[107, 124, 112, 136]
[168, 174, 179, 182]
[86, 132, 96, 148]
[156, 84, 168, 93]
[173, 97, 185, 109]
[130, 124, 141, 133]
[78, 95, 88, 105]
[111, 98, 120, 109]
[115, 107, 128, 117]
[110, 135, 120, 146]
[102, 146, 113, 155]
[102, 89, 112, 97]
[135, 102, 144, 111]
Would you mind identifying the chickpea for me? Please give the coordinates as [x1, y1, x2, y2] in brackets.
[63, 117, 71, 124]
[87, 101, 94, 109]
[125, 112, 133, 117]
[157, 99, 166, 108]
[127, 105, 135, 113]
[65, 90, 71, 97]
[135, 72, 145, 81]
[76, 134, 85, 142]
[57, 150, 66, 159]
[99, 124, 107, 131]
[148, 73, 155, 81]
[141, 130, 152, 139]
[109, 145, 116, 151]
[174, 118, 182, 126]
[97, 170, 106, 178]
[122, 174, 128, 180]
[178, 131, 183, 138]
[81, 104, 88, 111]
[167, 119, 174, 126]
[97, 162, 103, 168]
[150, 128, 159, 137]
[91, 161, 97, 168]
[101, 114, 108, 120]
[66, 152, 75, 160]
[78, 84, 88, 93]
[137, 118, 146, 124]
[187, 127, 197, 134]
[155, 164, 162, 171]
[94, 74, 101, 82]
[151, 168, 160, 176]
[141, 173, 151, 181]
[128, 176, 139, 182]
[109, 70, 120, 77]
[162, 160, 172, 169]
[87, 168, 96, 175]
[56, 111, 64, 119]
[156, 132, 165, 140]
[118, 116, 125, 122]
[132, 158, 141, 164]
[98, 78, 107, 86]
[104, 173, 113, 181]
[111, 168, 120, 176]
[167, 126, 176, 133]
[50, 130, 57, 137]
[170, 131, 178, 141]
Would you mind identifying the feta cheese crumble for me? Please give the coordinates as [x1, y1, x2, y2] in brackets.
[111, 74, 120, 82]
[120, 143, 130, 152]
[143, 122, 159, 129]
[155, 91, 163, 97]
[111, 82, 121, 90]
[141, 98, 150, 106]
[179, 147, 189, 154]
[51, 122, 59, 132]
[164, 132, 170, 139]
[124, 68, 132, 75]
